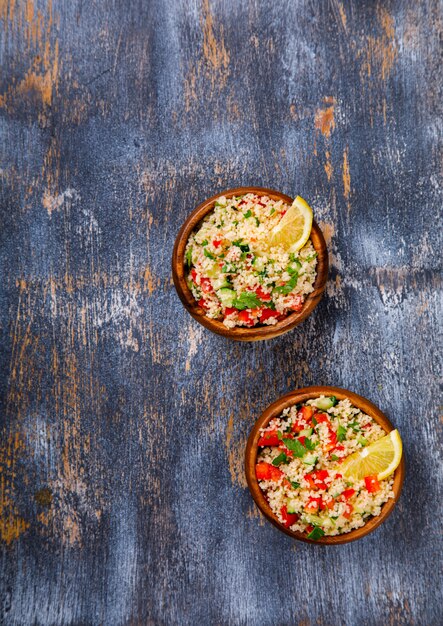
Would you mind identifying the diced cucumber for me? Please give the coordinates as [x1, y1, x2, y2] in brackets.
[252, 256, 266, 271]
[299, 428, 313, 437]
[217, 288, 236, 308]
[303, 514, 333, 529]
[286, 499, 299, 514]
[212, 275, 230, 290]
[314, 396, 338, 410]
[206, 263, 221, 278]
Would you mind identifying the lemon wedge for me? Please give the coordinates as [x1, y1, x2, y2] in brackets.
[269, 195, 313, 252]
[340, 429, 403, 481]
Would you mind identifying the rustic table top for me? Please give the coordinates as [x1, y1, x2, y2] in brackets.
[1, 1, 442, 624]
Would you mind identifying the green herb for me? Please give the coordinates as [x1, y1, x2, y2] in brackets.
[270, 207, 275, 215]
[358, 436, 368, 447]
[307, 526, 325, 541]
[312, 416, 318, 426]
[232, 292, 262, 310]
[348, 422, 361, 432]
[330, 396, 338, 406]
[305, 252, 318, 262]
[233, 220, 238, 226]
[331, 516, 339, 520]
[185, 247, 193, 267]
[282, 438, 306, 458]
[277, 430, 283, 440]
[303, 437, 317, 451]
[289, 253, 297, 262]
[337, 425, 347, 442]
[288, 260, 302, 276]
[272, 452, 290, 466]
[255, 217, 260, 227]
[273, 274, 298, 295]
[235, 195, 244, 200]
[201, 239, 208, 246]
[204, 249, 216, 260]
[232, 240, 250, 253]
[290, 481, 300, 489]
[243, 209, 252, 218]
[330, 454, 339, 461]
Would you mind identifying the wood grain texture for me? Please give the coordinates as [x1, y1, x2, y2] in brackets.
[172, 187, 328, 341]
[0, 0, 442, 624]
[245, 386, 405, 545]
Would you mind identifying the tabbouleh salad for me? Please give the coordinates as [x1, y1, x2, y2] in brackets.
[256, 396, 395, 539]
[184, 193, 317, 328]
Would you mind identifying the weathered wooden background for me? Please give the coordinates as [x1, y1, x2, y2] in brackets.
[1, 0, 442, 624]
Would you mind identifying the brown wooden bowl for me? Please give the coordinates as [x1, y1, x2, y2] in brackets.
[245, 386, 405, 544]
[171, 187, 328, 341]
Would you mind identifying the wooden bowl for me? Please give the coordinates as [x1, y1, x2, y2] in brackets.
[245, 386, 405, 544]
[172, 187, 328, 341]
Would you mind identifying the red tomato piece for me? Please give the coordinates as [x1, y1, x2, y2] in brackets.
[343, 503, 354, 519]
[191, 269, 198, 283]
[255, 286, 272, 301]
[200, 277, 213, 293]
[237, 310, 255, 326]
[304, 496, 321, 513]
[365, 475, 381, 493]
[320, 498, 335, 511]
[224, 307, 237, 317]
[305, 525, 314, 534]
[257, 430, 280, 447]
[288, 295, 303, 312]
[304, 471, 328, 491]
[280, 505, 299, 528]
[213, 239, 222, 248]
[341, 488, 356, 500]
[323, 428, 338, 452]
[198, 298, 209, 310]
[255, 462, 283, 481]
[298, 405, 314, 423]
[291, 420, 305, 433]
[315, 413, 331, 425]
[297, 436, 306, 446]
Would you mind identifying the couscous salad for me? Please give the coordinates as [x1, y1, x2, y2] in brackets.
[184, 193, 317, 328]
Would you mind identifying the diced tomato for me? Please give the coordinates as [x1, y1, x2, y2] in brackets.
[305, 525, 314, 534]
[291, 420, 305, 433]
[259, 308, 278, 322]
[288, 295, 303, 312]
[257, 201, 266, 207]
[198, 298, 209, 310]
[335, 473, 342, 479]
[281, 209, 287, 216]
[305, 469, 329, 491]
[224, 307, 237, 317]
[362, 423, 372, 429]
[323, 428, 337, 452]
[341, 489, 355, 500]
[342, 503, 354, 519]
[304, 496, 321, 513]
[334, 445, 345, 453]
[200, 277, 213, 293]
[257, 430, 280, 447]
[283, 478, 293, 489]
[297, 436, 306, 446]
[190, 268, 198, 283]
[365, 475, 381, 493]
[213, 239, 222, 248]
[255, 462, 284, 481]
[320, 498, 335, 511]
[255, 286, 272, 301]
[237, 310, 255, 326]
[315, 413, 331, 425]
[280, 505, 299, 528]
[298, 405, 314, 423]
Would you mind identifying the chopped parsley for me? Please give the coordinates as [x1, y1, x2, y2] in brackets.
[290, 481, 300, 489]
[204, 249, 216, 260]
[348, 422, 361, 432]
[337, 425, 347, 442]
[232, 292, 261, 310]
[270, 207, 275, 215]
[201, 239, 208, 246]
[185, 247, 193, 267]
[232, 240, 250, 253]
[255, 217, 260, 227]
[303, 437, 317, 451]
[282, 438, 306, 458]
[243, 209, 252, 219]
[273, 273, 298, 295]
[272, 452, 290, 467]
[330, 454, 339, 461]
[307, 526, 325, 541]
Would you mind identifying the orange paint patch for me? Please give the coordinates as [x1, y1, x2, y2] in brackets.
[342, 147, 351, 199]
[0, 432, 29, 545]
[315, 102, 336, 138]
[324, 150, 333, 181]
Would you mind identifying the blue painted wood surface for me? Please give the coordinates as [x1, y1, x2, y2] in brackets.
[0, 0, 442, 624]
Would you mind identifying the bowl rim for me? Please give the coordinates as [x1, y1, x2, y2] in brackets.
[171, 186, 328, 341]
[244, 386, 405, 545]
